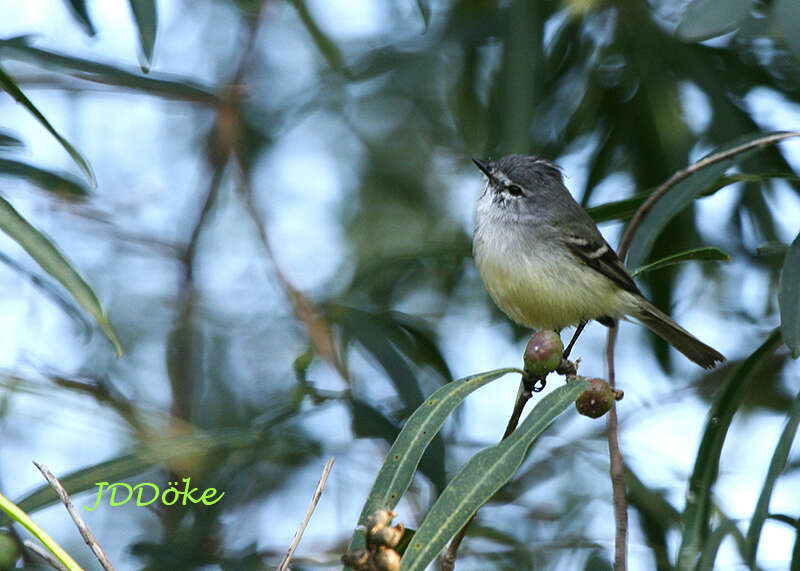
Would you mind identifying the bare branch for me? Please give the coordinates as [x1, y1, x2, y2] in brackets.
[605, 326, 627, 571]
[23, 539, 69, 571]
[277, 457, 335, 571]
[33, 462, 115, 571]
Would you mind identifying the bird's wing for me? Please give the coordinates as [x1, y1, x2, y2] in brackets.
[562, 234, 641, 295]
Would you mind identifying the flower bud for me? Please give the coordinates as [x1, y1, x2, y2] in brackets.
[341, 548, 370, 569]
[373, 547, 401, 571]
[523, 330, 564, 377]
[365, 509, 396, 535]
[575, 377, 615, 418]
[370, 522, 404, 548]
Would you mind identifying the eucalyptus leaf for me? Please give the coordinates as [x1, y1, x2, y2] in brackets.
[0, 196, 122, 355]
[415, 0, 431, 30]
[631, 247, 730, 277]
[0, 158, 89, 198]
[0, 130, 23, 149]
[128, 0, 157, 71]
[676, 0, 752, 41]
[0, 65, 95, 187]
[626, 132, 800, 270]
[348, 368, 518, 552]
[678, 329, 783, 568]
[398, 380, 587, 571]
[744, 391, 800, 566]
[0, 39, 217, 103]
[779, 231, 800, 357]
[776, 0, 800, 61]
[63, 0, 96, 36]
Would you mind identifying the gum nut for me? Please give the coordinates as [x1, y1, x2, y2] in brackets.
[575, 378, 615, 418]
[524, 330, 564, 376]
[341, 549, 370, 568]
[365, 509, 396, 533]
[373, 547, 401, 571]
[371, 523, 404, 548]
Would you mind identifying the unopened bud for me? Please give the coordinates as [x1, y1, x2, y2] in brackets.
[370, 522, 404, 548]
[524, 330, 564, 377]
[575, 377, 615, 418]
[341, 548, 370, 569]
[373, 547, 401, 571]
[365, 509, 396, 534]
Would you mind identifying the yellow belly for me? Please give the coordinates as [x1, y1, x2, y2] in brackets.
[475, 242, 624, 331]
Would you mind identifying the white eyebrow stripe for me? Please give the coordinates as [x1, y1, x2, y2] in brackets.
[494, 170, 513, 186]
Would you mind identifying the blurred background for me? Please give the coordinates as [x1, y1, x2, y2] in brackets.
[0, 0, 799, 569]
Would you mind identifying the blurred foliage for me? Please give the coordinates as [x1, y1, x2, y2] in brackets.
[0, 0, 799, 569]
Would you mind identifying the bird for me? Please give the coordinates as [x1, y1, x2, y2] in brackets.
[472, 154, 725, 368]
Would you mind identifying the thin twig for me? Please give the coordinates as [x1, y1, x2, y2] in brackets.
[33, 462, 115, 571]
[442, 375, 535, 571]
[277, 457, 335, 571]
[23, 539, 69, 571]
[605, 326, 627, 571]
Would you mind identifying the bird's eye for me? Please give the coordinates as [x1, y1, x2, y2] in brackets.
[506, 184, 523, 196]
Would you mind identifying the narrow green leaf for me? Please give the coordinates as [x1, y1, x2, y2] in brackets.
[627, 132, 800, 271]
[588, 173, 799, 224]
[697, 518, 741, 571]
[348, 368, 519, 553]
[63, 0, 96, 36]
[780, 231, 800, 357]
[288, 0, 346, 73]
[631, 247, 730, 277]
[0, 66, 95, 187]
[0, 130, 24, 149]
[128, 0, 157, 71]
[415, 0, 431, 30]
[399, 380, 588, 571]
[588, 192, 650, 224]
[0, 158, 89, 198]
[678, 329, 783, 569]
[337, 308, 426, 411]
[350, 398, 446, 493]
[625, 466, 679, 569]
[0, 429, 261, 526]
[744, 391, 800, 565]
[0, 39, 217, 104]
[0, 196, 122, 355]
[776, 0, 800, 61]
[358, 369, 517, 519]
[0, 491, 82, 570]
[676, 0, 752, 41]
[0, 250, 92, 339]
[756, 241, 789, 257]
[793, 519, 800, 571]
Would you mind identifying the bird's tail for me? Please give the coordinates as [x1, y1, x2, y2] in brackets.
[631, 298, 725, 369]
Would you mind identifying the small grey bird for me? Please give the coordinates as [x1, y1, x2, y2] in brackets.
[472, 154, 725, 369]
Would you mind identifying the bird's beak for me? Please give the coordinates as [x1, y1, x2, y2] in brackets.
[472, 158, 493, 180]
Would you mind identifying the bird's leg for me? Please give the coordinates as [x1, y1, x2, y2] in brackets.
[563, 321, 587, 360]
